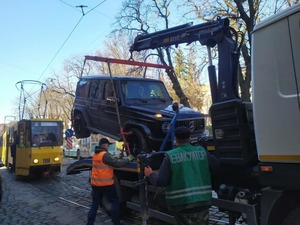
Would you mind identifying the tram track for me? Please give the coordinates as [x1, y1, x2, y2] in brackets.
[0, 165, 241, 225]
[59, 169, 243, 224]
[28, 174, 147, 225]
[25, 158, 244, 225]
[28, 176, 95, 211]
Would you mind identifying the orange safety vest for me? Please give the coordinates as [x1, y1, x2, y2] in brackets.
[90, 151, 114, 186]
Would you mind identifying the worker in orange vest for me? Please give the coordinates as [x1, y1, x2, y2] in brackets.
[87, 138, 134, 225]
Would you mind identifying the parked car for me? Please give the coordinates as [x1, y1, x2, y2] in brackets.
[72, 75, 206, 155]
[63, 136, 80, 159]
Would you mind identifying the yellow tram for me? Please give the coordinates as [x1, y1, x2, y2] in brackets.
[1, 118, 63, 177]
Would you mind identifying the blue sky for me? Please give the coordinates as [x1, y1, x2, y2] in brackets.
[0, 0, 121, 123]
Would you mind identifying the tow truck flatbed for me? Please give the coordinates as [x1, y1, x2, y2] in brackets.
[66, 158, 141, 174]
[66, 152, 166, 175]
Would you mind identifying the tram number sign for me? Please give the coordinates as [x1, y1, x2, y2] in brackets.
[43, 158, 50, 164]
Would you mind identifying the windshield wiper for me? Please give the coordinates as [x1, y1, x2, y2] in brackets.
[151, 97, 166, 102]
[127, 98, 148, 103]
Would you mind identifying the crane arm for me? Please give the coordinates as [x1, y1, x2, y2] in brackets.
[130, 17, 239, 103]
[130, 18, 231, 52]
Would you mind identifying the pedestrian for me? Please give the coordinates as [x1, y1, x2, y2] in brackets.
[87, 138, 135, 225]
[144, 126, 219, 225]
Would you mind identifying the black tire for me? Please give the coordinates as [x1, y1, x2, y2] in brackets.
[8, 163, 14, 173]
[282, 206, 300, 225]
[127, 128, 151, 156]
[76, 150, 81, 160]
[73, 113, 90, 138]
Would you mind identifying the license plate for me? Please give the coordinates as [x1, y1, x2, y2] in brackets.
[43, 158, 50, 163]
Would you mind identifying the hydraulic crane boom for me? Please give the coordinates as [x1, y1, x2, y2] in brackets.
[130, 17, 240, 103]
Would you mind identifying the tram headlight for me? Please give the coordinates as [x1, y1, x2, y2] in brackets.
[54, 157, 60, 162]
[33, 159, 39, 164]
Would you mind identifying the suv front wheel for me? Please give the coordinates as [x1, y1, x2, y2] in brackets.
[127, 128, 151, 156]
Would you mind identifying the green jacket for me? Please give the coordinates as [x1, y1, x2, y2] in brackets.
[165, 143, 212, 206]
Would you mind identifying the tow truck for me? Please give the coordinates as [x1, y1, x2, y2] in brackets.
[67, 4, 300, 225]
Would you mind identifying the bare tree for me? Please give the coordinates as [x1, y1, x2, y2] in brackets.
[43, 56, 84, 126]
[181, 0, 299, 101]
[115, 0, 191, 106]
[94, 32, 148, 76]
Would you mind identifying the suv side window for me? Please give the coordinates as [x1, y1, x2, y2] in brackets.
[76, 80, 88, 97]
[103, 81, 114, 101]
[89, 81, 100, 99]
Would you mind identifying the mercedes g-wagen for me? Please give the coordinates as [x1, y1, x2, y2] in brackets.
[72, 75, 206, 155]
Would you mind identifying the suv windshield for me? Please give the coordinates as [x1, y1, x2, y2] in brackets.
[121, 80, 171, 105]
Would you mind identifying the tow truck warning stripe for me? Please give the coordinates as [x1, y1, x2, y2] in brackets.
[259, 155, 300, 162]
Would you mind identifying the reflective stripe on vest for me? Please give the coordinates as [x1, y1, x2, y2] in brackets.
[91, 151, 114, 186]
[165, 185, 212, 200]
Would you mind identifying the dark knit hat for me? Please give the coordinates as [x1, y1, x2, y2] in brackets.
[175, 126, 190, 140]
[99, 138, 112, 145]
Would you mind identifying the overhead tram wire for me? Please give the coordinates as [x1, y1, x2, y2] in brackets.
[83, 0, 108, 16]
[37, 0, 108, 82]
[58, 0, 80, 11]
[36, 16, 84, 82]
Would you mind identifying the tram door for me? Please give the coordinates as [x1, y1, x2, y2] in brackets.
[15, 121, 31, 176]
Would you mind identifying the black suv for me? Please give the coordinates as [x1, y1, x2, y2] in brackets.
[72, 75, 205, 154]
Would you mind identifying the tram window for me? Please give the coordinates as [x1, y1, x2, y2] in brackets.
[48, 133, 57, 142]
[31, 121, 62, 146]
[32, 135, 39, 146]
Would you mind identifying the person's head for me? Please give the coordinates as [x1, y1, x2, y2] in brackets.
[174, 126, 190, 145]
[99, 138, 112, 150]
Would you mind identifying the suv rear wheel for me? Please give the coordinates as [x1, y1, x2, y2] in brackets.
[76, 150, 81, 160]
[127, 128, 151, 156]
[73, 113, 90, 138]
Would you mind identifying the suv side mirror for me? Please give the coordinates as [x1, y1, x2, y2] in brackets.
[172, 102, 179, 113]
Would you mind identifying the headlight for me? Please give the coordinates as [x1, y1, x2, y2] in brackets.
[54, 157, 60, 162]
[33, 159, 39, 164]
[162, 122, 170, 133]
[155, 113, 162, 119]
